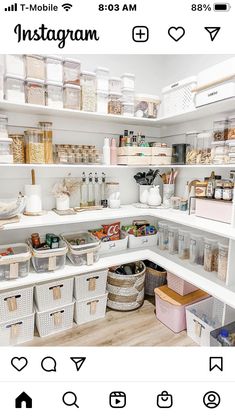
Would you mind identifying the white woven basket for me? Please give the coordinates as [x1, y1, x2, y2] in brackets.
[167, 272, 198, 296]
[36, 301, 74, 337]
[74, 270, 108, 301]
[161, 76, 197, 117]
[0, 313, 35, 346]
[34, 277, 74, 311]
[0, 286, 34, 322]
[74, 293, 108, 325]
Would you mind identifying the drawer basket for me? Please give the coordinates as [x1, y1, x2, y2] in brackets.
[36, 301, 74, 337]
[0, 313, 35, 346]
[0, 286, 33, 322]
[74, 293, 108, 325]
[74, 270, 108, 301]
[34, 277, 74, 311]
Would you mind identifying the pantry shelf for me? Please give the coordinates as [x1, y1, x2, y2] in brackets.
[0, 163, 235, 169]
[2, 205, 235, 240]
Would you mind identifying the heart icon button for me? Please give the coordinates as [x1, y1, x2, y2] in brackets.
[168, 26, 185, 42]
[11, 357, 28, 372]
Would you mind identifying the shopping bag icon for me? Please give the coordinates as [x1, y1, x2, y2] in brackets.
[157, 391, 173, 408]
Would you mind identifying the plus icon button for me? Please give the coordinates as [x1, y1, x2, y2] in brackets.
[132, 26, 149, 42]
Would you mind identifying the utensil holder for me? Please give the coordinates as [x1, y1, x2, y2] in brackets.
[163, 184, 175, 208]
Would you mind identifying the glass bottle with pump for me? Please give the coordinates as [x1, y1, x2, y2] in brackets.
[80, 172, 88, 207]
[94, 172, 100, 206]
[101, 172, 107, 207]
[88, 172, 95, 206]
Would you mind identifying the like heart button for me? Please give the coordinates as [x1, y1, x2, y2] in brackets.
[11, 357, 28, 372]
[168, 26, 185, 42]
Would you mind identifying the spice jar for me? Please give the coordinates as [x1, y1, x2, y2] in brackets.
[38, 122, 53, 164]
[204, 238, 218, 272]
[213, 119, 229, 141]
[168, 226, 178, 255]
[9, 134, 25, 164]
[95, 67, 109, 91]
[108, 93, 122, 115]
[81, 71, 97, 112]
[64, 84, 81, 110]
[25, 129, 45, 164]
[158, 222, 168, 251]
[178, 229, 190, 260]
[223, 181, 233, 201]
[25, 55, 45, 80]
[109, 77, 122, 94]
[218, 243, 229, 282]
[46, 55, 63, 84]
[63, 59, 81, 85]
[215, 180, 224, 200]
[46, 82, 63, 108]
[190, 234, 204, 265]
[26, 79, 45, 106]
[195, 181, 208, 197]
[0, 114, 8, 138]
[5, 75, 25, 103]
[0, 137, 13, 163]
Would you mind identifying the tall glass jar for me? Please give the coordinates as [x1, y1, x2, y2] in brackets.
[25, 129, 45, 164]
[81, 71, 97, 112]
[204, 238, 218, 272]
[218, 243, 229, 282]
[168, 226, 178, 255]
[158, 222, 168, 251]
[38, 122, 53, 164]
[178, 229, 190, 260]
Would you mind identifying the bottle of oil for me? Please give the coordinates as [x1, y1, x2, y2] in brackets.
[101, 172, 107, 207]
[94, 172, 100, 206]
[80, 172, 88, 207]
[88, 172, 95, 206]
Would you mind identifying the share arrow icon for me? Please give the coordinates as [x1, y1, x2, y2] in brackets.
[70, 357, 86, 371]
[205, 27, 221, 41]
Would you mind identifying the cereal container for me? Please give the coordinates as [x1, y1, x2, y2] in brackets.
[9, 135, 25, 164]
[213, 119, 229, 142]
[189, 234, 204, 265]
[108, 93, 122, 115]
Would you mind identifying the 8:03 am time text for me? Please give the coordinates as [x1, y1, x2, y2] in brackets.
[98, 3, 137, 12]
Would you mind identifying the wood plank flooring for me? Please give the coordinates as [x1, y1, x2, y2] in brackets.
[26, 297, 196, 347]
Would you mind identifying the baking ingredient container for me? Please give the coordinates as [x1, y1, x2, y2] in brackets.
[0, 115, 8, 138]
[63, 84, 81, 110]
[5, 75, 25, 103]
[96, 67, 109, 91]
[122, 102, 134, 117]
[189, 234, 204, 265]
[63, 58, 81, 85]
[38, 121, 53, 164]
[97, 90, 108, 114]
[26, 79, 45, 106]
[168, 226, 178, 255]
[121, 88, 134, 103]
[5, 55, 25, 78]
[218, 243, 228, 282]
[204, 238, 218, 272]
[81, 71, 96, 112]
[135, 94, 160, 119]
[25, 55, 45, 80]
[46, 55, 63, 84]
[25, 129, 45, 164]
[213, 119, 229, 141]
[46, 82, 63, 108]
[178, 229, 190, 260]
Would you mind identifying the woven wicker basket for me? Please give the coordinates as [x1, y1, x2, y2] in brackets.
[145, 266, 167, 296]
[107, 262, 146, 311]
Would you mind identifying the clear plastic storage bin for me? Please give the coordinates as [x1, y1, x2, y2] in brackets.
[134, 94, 160, 119]
[36, 301, 74, 337]
[63, 84, 81, 110]
[46, 55, 63, 84]
[168, 226, 178, 255]
[218, 243, 228, 282]
[5, 55, 25, 78]
[96, 67, 109, 91]
[0, 313, 35, 346]
[0, 243, 31, 280]
[81, 71, 97, 112]
[62, 232, 100, 266]
[74, 269, 108, 300]
[25, 55, 45, 80]
[189, 234, 204, 265]
[109, 77, 122, 94]
[5, 75, 25, 103]
[158, 222, 168, 251]
[178, 229, 190, 260]
[63, 59, 81, 85]
[26, 79, 45, 106]
[35, 277, 74, 311]
[28, 238, 67, 273]
[204, 238, 218, 272]
[46, 82, 63, 108]
[0, 286, 33, 322]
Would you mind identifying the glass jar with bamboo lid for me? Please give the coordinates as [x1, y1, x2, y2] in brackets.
[9, 134, 25, 164]
[25, 129, 45, 164]
[38, 121, 53, 164]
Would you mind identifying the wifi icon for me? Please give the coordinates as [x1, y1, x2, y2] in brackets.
[62, 3, 73, 11]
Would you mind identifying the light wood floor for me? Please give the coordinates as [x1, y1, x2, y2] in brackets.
[26, 297, 196, 347]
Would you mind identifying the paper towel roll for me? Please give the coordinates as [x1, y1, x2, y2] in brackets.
[25, 185, 42, 213]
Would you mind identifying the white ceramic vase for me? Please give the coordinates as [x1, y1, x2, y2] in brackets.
[56, 195, 70, 211]
[139, 185, 151, 204]
[147, 185, 162, 206]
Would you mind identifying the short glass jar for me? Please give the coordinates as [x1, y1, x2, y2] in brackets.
[63, 84, 81, 110]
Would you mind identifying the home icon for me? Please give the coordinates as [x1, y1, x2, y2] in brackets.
[15, 391, 32, 408]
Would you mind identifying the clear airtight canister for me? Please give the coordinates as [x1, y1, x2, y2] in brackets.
[178, 229, 190, 260]
[46, 55, 63, 84]
[63, 58, 81, 85]
[95, 67, 109, 91]
[204, 238, 218, 272]
[189, 234, 204, 265]
[218, 243, 229, 282]
[63, 84, 81, 110]
[168, 226, 178, 255]
[158, 222, 168, 251]
[81, 71, 97, 112]
[46, 82, 63, 108]
[5, 75, 25, 103]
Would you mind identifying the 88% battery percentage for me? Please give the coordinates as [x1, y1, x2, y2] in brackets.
[191, 4, 212, 10]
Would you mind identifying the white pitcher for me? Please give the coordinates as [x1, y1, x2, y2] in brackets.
[147, 185, 162, 206]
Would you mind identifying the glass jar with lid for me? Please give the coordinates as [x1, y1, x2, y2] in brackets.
[64, 84, 81, 110]
[46, 55, 63, 84]
[0, 114, 8, 138]
[25, 55, 45, 80]
[213, 119, 229, 141]
[0, 137, 13, 163]
[46, 82, 63, 108]
[108, 93, 122, 115]
[178, 229, 190, 260]
[25, 129, 45, 164]
[218, 243, 229, 282]
[109, 77, 122, 94]
[81, 71, 97, 112]
[204, 238, 218, 272]
[95, 67, 109, 91]
[185, 131, 198, 165]
[63, 59, 81, 85]
[189, 234, 204, 265]
[223, 180, 233, 201]
[5, 55, 25, 78]
[5, 75, 25, 103]
[26, 79, 45, 106]
[38, 122, 53, 164]
[9, 134, 25, 164]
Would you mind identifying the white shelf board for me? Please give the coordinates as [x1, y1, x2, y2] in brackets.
[0, 163, 234, 169]
[2, 205, 235, 240]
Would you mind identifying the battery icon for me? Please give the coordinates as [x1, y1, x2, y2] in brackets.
[213, 3, 231, 10]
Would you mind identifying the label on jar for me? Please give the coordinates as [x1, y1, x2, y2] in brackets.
[223, 188, 233, 201]
[215, 188, 223, 199]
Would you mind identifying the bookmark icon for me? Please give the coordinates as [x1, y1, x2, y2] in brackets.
[70, 357, 86, 371]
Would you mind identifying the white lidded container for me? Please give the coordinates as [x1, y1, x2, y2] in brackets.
[196, 57, 235, 107]
[97, 90, 108, 114]
[25, 78, 46, 106]
[121, 88, 135, 103]
[109, 77, 122, 94]
[161, 76, 197, 117]
[0, 137, 13, 163]
[46, 81, 63, 108]
[95, 67, 109, 91]
[5, 75, 25, 103]
[5, 55, 25, 78]
[122, 102, 134, 117]
[121, 73, 135, 89]
[63, 58, 81, 85]
[45, 55, 63, 84]
[25, 54, 45, 80]
[63, 83, 81, 110]
[81, 71, 97, 112]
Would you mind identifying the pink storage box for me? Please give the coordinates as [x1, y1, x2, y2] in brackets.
[154, 285, 209, 333]
[167, 272, 198, 296]
[195, 198, 232, 224]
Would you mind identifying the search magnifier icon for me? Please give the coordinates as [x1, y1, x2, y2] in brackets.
[62, 391, 79, 408]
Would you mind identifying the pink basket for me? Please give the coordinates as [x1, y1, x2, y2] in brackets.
[167, 272, 198, 296]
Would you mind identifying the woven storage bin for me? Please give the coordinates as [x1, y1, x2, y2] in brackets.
[161, 76, 197, 117]
[167, 272, 198, 296]
[107, 261, 146, 311]
[145, 267, 167, 296]
[34, 277, 74, 311]
[74, 293, 108, 325]
[74, 269, 108, 301]
[0, 313, 35, 346]
[36, 301, 74, 337]
[62, 232, 100, 266]
[0, 286, 33, 322]
[0, 243, 31, 280]
[28, 237, 67, 273]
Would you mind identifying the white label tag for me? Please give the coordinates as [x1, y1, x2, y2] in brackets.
[87, 252, 94, 265]
[48, 256, 57, 271]
[10, 263, 19, 279]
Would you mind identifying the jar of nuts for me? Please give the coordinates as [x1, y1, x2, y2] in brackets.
[213, 119, 229, 141]
[108, 93, 122, 115]
[9, 134, 25, 164]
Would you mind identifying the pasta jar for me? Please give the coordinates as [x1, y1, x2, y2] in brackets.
[158, 222, 168, 251]
[204, 238, 218, 272]
[38, 122, 53, 164]
[25, 55, 45, 80]
[218, 243, 229, 282]
[109, 77, 122, 94]
[9, 134, 25, 164]
[81, 71, 97, 112]
[46, 82, 63, 108]
[5, 54, 25, 78]
[46, 55, 63, 84]
[63, 58, 81, 85]
[95, 67, 109, 91]
[213, 119, 229, 141]
[26, 79, 45, 106]
[0, 137, 13, 163]
[5, 75, 25, 103]
[121, 73, 135, 89]
[178, 229, 190, 260]
[64, 84, 81, 110]
[108, 93, 122, 115]
[189, 234, 204, 265]
[97, 90, 108, 114]
[134, 94, 160, 119]
[25, 129, 45, 164]
[168, 226, 178, 255]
